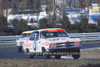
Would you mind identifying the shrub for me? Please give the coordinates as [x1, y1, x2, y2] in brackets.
[0, 16, 8, 35]
[0, 16, 8, 32]
[12, 19, 29, 35]
[39, 18, 50, 29]
[59, 14, 71, 32]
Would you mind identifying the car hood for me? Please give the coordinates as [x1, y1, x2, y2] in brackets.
[44, 37, 80, 43]
[16, 37, 28, 42]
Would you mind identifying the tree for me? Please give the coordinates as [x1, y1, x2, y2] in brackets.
[97, 19, 100, 31]
[59, 14, 71, 31]
[78, 16, 97, 33]
[39, 18, 49, 29]
[12, 19, 28, 35]
[0, 16, 8, 35]
[79, 17, 89, 32]
[97, 19, 100, 26]
[0, 16, 7, 31]
[88, 24, 97, 32]
[69, 22, 80, 33]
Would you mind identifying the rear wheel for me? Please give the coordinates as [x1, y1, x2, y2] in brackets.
[72, 54, 80, 59]
[55, 55, 61, 59]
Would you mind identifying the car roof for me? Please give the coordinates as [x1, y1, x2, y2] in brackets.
[37, 28, 65, 32]
[22, 30, 35, 34]
[22, 28, 65, 34]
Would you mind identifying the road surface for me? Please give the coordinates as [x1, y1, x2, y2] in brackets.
[0, 42, 100, 60]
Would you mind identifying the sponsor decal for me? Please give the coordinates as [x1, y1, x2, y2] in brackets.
[51, 43, 56, 48]
[23, 43, 32, 47]
[74, 42, 80, 46]
[42, 42, 49, 46]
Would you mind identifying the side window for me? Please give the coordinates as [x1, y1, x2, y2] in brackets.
[29, 32, 35, 40]
[35, 32, 39, 40]
[57, 32, 62, 37]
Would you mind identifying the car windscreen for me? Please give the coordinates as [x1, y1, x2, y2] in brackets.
[21, 33, 31, 38]
[40, 32, 69, 38]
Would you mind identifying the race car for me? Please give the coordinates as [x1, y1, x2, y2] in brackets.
[16, 30, 34, 52]
[23, 28, 81, 59]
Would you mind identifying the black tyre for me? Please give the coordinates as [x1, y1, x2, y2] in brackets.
[42, 47, 50, 59]
[29, 53, 34, 58]
[55, 55, 61, 59]
[18, 47, 22, 52]
[46, 55, 50, 59]
[72, 55, 80, 59]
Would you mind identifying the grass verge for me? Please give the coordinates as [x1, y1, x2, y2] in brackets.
[0, 59, 100, 67]
[81, 49, 100, 59]
[81, 41, 100, 44]
[0, 44, 16, 47]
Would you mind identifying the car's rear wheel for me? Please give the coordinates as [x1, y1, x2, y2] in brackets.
[55, 55, 61, 59]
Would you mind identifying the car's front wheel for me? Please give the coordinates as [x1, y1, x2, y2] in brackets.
[72, 54, 80, 59]
[29, 53, 34, 58]
[42, 47, 50, 59]
[55, 55, 61, 59]
[18, 46, 22, 52]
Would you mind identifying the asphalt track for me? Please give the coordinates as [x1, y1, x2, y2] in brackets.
[0, 42, 100, 60]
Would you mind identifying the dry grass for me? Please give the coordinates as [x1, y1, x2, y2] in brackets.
[81, 49, 100, 59]
[0, 59, 100, 67]
[81, 41, 100, 44]
[0, 44, 15, 47]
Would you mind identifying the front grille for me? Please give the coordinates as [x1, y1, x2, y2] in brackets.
[66, 42, 74, 47]
[57, 42, 74, 48]
[19, 42, 24, 45]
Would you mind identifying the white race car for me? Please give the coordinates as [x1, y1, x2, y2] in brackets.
[16, 30, 34, 52]
[23, 28, 81, 59]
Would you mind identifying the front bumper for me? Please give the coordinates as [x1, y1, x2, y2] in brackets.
[17, 46, 22, 49]
[48, 46, 80, 52]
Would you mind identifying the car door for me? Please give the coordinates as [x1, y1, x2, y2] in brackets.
[34, 31, 42, 52]
[30, 31, 39, 51]
[29, 32, 36, 51]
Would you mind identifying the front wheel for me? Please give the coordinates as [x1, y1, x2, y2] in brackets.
[18, 47, 22, 52]
[72, 55, 80, 59]
[29, 53, 34, 58]
[42, 47, 50, 59]
[46, 55, 50, 59]
[55, 55, 61, 59]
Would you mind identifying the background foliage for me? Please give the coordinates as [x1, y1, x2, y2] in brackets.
[0, 16, 100, 36]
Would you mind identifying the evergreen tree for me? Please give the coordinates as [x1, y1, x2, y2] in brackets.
[39, 18, 49, 29]
[69, 22, 80, 33]
[0, 16, 8, 35]
[59, 14, 71, 31]
[12, 19, 28, 35]
[79, 17, 89, 32]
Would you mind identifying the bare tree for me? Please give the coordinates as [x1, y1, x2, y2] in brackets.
[78, 0, 100, 9]
[0, 0, 8, 16]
